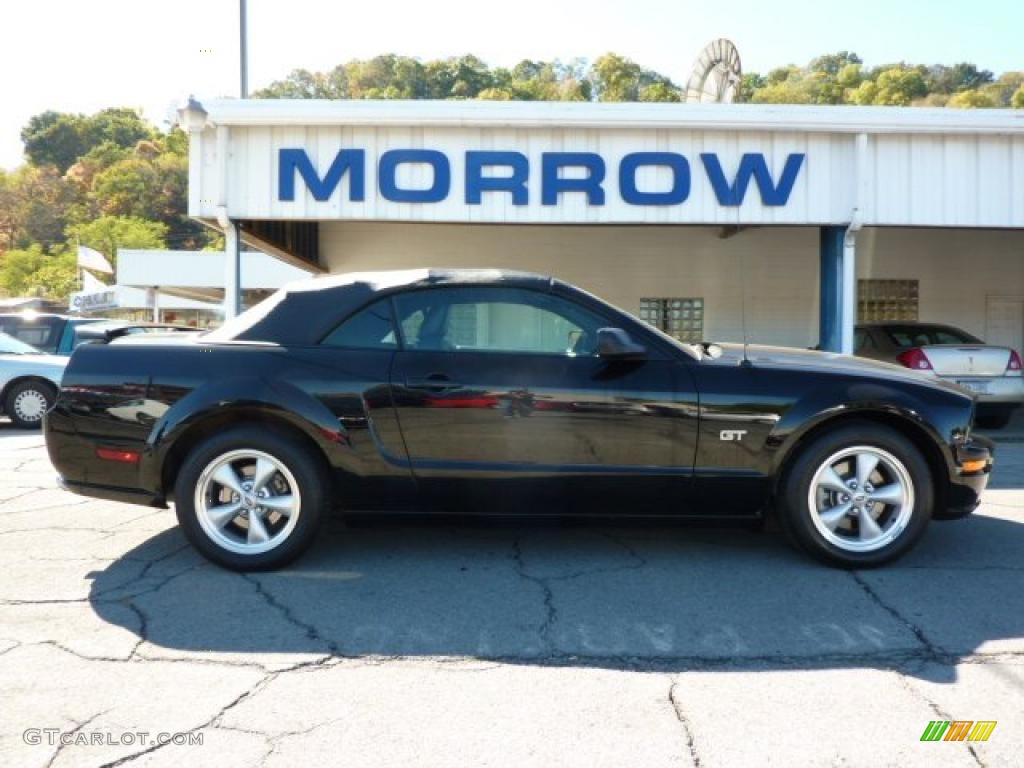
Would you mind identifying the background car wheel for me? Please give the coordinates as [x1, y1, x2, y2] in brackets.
[5, 380, 56, 429]
[779, 422, 933, 567]
[174, 426, 329, 571]
[975, 405, 1015, 430]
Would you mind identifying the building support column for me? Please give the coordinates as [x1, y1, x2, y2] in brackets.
[819, 226, 844, 353]
[840, 226, 858, 354]
[222, 218, 241, 319]
[146, 287, 160, 323]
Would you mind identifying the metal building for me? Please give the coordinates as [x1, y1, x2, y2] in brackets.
[178, 99, 1024, 352]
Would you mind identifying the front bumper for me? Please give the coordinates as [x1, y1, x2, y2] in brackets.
[936, 436, 994, 519]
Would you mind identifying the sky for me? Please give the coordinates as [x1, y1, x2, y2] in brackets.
[1, 0, 1021, 169]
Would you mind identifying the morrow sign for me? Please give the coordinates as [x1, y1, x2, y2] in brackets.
[278, 149, 806, 208]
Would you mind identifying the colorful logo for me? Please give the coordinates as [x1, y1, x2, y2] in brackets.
[920, 721, 997, 742]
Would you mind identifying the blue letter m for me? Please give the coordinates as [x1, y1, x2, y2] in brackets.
[279, 148, 365, 202]
[701, 153, 804, 206]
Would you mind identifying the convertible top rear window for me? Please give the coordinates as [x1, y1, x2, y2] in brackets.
[321, 300, 397, 349]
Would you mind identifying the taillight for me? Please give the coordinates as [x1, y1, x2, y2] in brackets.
[1007, 349, 1023, 376]
[897, 348, 933, 371]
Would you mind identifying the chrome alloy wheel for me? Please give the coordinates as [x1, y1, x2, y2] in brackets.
[194, 449, 301, 555]
[807, 445, 915, 553]
[13, 388, 48, 423]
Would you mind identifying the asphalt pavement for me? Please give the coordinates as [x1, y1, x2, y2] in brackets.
[1, 422, 1022, 767]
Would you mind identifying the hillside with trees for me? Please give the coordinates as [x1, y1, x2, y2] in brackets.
[0, 109, 215, 300]
[2, 51, 1021, 302]
[256, 52, 1024, 107]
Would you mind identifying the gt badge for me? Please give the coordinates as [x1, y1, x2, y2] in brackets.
[720, 429, 748, 442]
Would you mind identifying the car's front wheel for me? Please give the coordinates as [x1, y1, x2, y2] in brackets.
[5, 379, 57, 429]
[174, 426, 329, 570]
[779, 422, 933, 567]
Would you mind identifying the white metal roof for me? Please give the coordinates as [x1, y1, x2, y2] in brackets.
[190, 98, 1024, 136]
[116, 250, 312, 291]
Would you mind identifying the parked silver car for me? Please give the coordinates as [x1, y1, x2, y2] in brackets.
[855, 322, 1023, 428]
[0, 332, 66, 429]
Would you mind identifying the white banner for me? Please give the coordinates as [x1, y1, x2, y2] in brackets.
[77, 245, 113, 274]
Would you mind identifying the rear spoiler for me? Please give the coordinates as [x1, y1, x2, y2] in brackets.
[74, 323, 202, 344]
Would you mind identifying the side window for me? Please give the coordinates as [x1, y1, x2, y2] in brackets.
[2, 319, 59, 352]
[393, 287, 606, 356]
[321, 299, 397, 349]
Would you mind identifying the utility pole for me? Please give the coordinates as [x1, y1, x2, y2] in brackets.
[223, 0, 248, 320]
[239, 0, 249, 98]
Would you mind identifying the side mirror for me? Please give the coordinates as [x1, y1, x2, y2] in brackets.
[597, 328, 646, 361]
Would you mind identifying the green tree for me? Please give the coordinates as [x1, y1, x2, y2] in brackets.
[1013, 86, 1024, 108]
[20, 108, 154, 173]
[68, 215, 167, 268]
[0, 245, 77, 299]
[591, 53, 643, 101]
[19, 112, 91, 173]
[851, 66, 927, 105]
[0, 165, 74, 250]
[927, 62, 994, 94]
[809, 51, 862, 77]
[947, 89, 997, 108]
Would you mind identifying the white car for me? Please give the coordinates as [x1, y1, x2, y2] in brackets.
[0, 332, 66, 429]
[855, 322, 1024, 428]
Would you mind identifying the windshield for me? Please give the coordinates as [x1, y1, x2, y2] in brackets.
[884, 324, 982, 348]
[0, 331, 42, 355]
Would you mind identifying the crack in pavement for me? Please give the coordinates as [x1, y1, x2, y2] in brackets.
[511, 537, 557, 652]
[849, 571, 942, 658]
[667, 681, 703, 768]
[44, 708, 111, 768]
[215, 715, 350, 766]
[895, 659, 986, 768]
[95, 653, 345, 767]
[240, 573, 341, 656]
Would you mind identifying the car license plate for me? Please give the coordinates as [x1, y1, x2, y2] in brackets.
[955, 379, 991, 394]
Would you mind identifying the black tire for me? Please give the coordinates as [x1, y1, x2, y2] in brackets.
[778, 422, 933, 568]
[975, 405, 1015, 430]
[5, 379, 57, 429]
[173, 425, 330, 571]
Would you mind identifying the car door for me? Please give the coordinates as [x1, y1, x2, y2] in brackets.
[388, 285, 699, 515]
[280, 298, 418, 510]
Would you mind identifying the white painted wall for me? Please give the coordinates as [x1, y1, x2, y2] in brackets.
[322, 222, 821, 347]
[320, 222, 1024, 348]
[857, 228, 1024, 341]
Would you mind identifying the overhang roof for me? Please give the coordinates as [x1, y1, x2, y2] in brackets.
[186, 98, 1024, 136]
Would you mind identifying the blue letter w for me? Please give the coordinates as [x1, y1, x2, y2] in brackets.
[700, 153, 804, 206]
[279, 148, 366, 202]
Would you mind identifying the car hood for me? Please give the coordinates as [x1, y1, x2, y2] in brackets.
[704, 343, 970, 396]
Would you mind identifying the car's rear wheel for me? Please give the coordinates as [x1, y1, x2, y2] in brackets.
[5, 379, 56, 429]
[174, 426, 329, 570]
[975, 405, 1015, 430]
[779, 423, 933, 567]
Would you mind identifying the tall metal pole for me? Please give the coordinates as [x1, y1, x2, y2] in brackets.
[239, 0, 249, 97]
[222, 0, 248, 321]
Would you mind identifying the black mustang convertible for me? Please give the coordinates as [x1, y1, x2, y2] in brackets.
[45, 270, 993, 570]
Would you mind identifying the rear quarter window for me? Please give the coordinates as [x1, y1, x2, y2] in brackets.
[320, 300, 397, 349]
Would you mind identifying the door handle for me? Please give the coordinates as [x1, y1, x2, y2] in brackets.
[405, 374, 461, 391]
